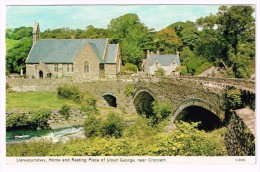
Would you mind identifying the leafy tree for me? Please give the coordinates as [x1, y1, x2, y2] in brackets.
[179, 46, 195, 65]
[9, 27, 33, 40]
[108, 13, 152, 67]
[195, 29, 228, 64]
[225, 89, 242, 109]
[154, 68, 165, 76]
[169, 21, 199, 50]
[84, 115, 101, 137]
[6, 37, 32, 74]
[156, 27, 181, 54]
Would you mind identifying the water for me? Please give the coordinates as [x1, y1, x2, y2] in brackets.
[6, 127, 85, 143]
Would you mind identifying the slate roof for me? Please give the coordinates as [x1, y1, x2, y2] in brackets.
[26, 39, 108, 64]
[148, 54, 181, 66]
[105, 44, 118, 64]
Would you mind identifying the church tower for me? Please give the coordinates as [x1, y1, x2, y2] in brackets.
[32, 21, 40, 45]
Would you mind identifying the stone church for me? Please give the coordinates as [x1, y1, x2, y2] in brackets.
[26, 22, 122, 79]
[142, 50, 181, 76]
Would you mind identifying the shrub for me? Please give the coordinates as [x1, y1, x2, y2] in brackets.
[27, 110, 51, 129]
[176, 66, 188, 76]
[57, 85, 83, 103]
[6, 110, 51, 130]
[124, 84, 134, 96]
[100, 113, 124, 138]
[225, 88, 242, 109]
[6, 113, 28, 129]
[84, 115, 101, 137]
[123, 63, 138, 73]
[155, 68, 165, 76]
[59, 105, 70, 120]
[152, 100, 172, 124]
[86, 96, 97, 108]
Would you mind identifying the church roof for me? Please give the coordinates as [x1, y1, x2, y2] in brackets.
[26, 39, 108, 64]
[148, 54, 181, 66]
[105, 44, 119, 64]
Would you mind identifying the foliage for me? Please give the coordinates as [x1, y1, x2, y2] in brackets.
[152, 100, 172, 124]
[57, 85, 83, 103]
[122, 63, 138, 73]
[154, 68, 165, 76]
[85, 96, 97, 108]
[124, 84, 134, 97]
[84, 115, 101, 137]
[100, 113, 124, 138]
[7, 121, 226, 156]
[176, 66, 188, 76]
[186, 57, 207, 75]
[156, 27, 181, 54]
[59, 105, 70, 120]
[225, 88, 242, 109]
[6, 37, 32, 73]
[168, 21, 199, 50]
[108, 13, 154, 66]
[6, 110, 50, 130]
[194, 62, 214, 76]
[6, 27, 33, 40]
[6, 38, 20, 50]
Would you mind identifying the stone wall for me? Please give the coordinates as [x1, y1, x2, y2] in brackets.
[225, 108, 255, 156]
[47, 108, 88, 129]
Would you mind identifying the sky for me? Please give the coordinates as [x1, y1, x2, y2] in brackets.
[6, 5, 220, 31]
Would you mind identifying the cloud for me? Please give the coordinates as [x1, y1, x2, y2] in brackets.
[6, 5, 220, 31]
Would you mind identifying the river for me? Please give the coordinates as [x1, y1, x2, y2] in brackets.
[6, 127, 85, 143]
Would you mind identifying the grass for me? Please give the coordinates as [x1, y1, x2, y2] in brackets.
[6, 38, 20, 50]
[6, 91, 82, 111]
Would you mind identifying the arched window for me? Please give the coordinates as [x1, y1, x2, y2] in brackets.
[155, 61, 159, 68]
[84, 61, 89, 73]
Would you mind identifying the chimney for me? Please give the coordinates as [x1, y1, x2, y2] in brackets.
[176, 51, 180, 58]
[147, 50, 150, 58]
[156, 50, 159, 55]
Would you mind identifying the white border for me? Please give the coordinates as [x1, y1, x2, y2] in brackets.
[1, 0, 259, 172]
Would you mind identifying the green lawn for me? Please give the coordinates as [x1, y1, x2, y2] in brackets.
[6, 38, 20, 50]
[6, 92, 82, 111]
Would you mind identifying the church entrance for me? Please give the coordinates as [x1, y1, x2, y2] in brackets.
[39, 70, 43, 78]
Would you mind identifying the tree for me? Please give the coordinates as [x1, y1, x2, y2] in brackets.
[108, 13, 152, 67]
[169, 21, 199, 50]
[156, 28, 181, 54]
[195, 29, 227, 64]
[6, 37, 32, 74]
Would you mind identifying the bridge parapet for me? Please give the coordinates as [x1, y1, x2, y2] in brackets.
[178, 76, 255, 92]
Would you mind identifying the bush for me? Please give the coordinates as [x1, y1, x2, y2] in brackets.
[155, 68, 165, 76]
[176, 66, 188, 76]
[123, 63, 138, 73]
[124, 84, 134, 96]
[6, 110, 51, 130]
[59, 105, 70, 120]
[225, 88, 242, 109]
[152, 100, 172, 124]
[86, 96, 97, 108]
[6, 113, 28, 129]
[84, 115, 101, 137]
[57, 85, 83, 103]
[28, 110, 51, 129]
[100, 113, 124, 138]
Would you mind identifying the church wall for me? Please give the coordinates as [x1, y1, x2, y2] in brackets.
[105, 64, 117, 78]
[73, 44, 100, 79]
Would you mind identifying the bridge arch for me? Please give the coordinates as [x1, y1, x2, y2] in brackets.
[133, 89, 155, 118]
[171, 98, 222, 131]
[102, 92, 117, 107]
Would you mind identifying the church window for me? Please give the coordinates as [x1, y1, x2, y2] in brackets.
[84, 61, 89, 73]
[54, 64, 58, 72]
[71, 65, 74, 72]
[67, 64, 69, 72]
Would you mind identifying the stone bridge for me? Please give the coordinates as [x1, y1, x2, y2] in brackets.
[7, 76, 255, 155]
